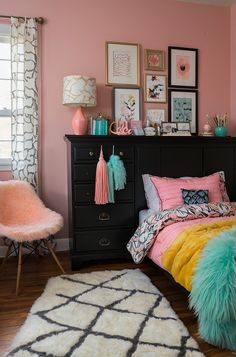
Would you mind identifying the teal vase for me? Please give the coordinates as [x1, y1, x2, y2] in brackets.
[214, 126, 227, 137]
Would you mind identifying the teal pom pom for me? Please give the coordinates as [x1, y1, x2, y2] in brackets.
[108, 154, 126, 190]
[190, 227, 236, 351]
[107, 161, 115, 203]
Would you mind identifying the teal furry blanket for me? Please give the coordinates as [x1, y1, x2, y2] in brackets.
[189, 227, 236, 351]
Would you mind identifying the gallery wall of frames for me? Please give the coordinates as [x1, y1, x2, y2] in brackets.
[105, 41, 198, 135]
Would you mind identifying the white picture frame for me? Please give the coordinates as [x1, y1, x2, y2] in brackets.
[112, 87, 141, 121]
[144, 74, 167, 103]
[177, 122, 190, 131]
[146, 109, 165, 127]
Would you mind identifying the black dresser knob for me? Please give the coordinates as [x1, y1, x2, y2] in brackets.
[119, 151, 124, 157]
[99, 237, 110, 247]
[89, 151, 94, 156]
[98, 212, 110, 221]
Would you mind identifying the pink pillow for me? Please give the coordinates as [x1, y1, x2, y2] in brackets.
[151, 173, 223, 210]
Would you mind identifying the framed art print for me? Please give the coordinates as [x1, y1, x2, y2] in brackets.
[112, 87, 141, 121]
[144, 74, 167, 103]
[146, 108, 165, 127]
[177, 122, 191, 131]
[144, 49, 165, 71]
[106, 42, 140, 86]
[168, 89, 198, 134]
[168, 46, 198, 88]
[161, 122, 177, 134]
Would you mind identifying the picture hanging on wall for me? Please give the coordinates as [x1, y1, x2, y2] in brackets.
[106, 41, 140, 86]
[112, 87, 141, 122]
[144, 74, 167, 103]
[168, 89, 198, 134]
[146, 108, 165, 126]
[168, 46, 198, 88]
[144, 49, 165, 71]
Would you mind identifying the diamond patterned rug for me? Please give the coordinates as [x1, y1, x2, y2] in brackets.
[7, 269, 204, 356]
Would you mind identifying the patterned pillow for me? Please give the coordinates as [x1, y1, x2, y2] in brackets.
[151, 174, 221, 210]
[181, 189, 209, 205]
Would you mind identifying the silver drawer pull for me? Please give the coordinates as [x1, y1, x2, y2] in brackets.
[99, 238, 110, 247]
[89, 151, 94, 157]
[98, 212, 110, 221]
[119, 151, 124, 157]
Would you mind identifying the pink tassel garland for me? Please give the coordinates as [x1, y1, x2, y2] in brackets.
[95, 147, 108, 204]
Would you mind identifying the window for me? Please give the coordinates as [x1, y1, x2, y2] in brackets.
[0, 23, 11, 170]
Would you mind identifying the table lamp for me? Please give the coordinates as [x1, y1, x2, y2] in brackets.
[63, 75, 97, 135]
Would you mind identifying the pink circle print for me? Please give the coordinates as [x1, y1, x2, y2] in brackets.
[176, 55, 190, 80]
[148, 54, 160, 67]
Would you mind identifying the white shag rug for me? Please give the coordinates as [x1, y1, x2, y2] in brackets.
[7, 269, 204, 357]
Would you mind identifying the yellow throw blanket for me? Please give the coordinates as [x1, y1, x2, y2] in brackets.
[162, 219, 236, 291]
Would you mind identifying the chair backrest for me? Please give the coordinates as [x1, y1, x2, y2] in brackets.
[0, 180, 45, 224]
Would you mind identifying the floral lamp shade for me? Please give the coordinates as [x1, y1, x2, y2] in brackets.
[63, 75, 97, 135]
[63, 75, 97, 107]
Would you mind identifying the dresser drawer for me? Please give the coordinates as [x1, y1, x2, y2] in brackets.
[74, 228, 134, 252]
[72, 144, 134, 162]
[73, 182, 134, 204]
[73, 163, 134, 182]
[74, 203, 135, 228]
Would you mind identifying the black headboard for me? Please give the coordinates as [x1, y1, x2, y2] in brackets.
[134, 136, 236, 213]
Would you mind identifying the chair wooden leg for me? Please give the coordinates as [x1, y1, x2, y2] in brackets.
[44, 240, 65, 274]
[1, 241, 13, 267]
[16, 243, 22, 296]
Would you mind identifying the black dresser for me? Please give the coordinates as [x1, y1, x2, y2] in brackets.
[65, 135, 136, 269]
[65, 135, 236, 270]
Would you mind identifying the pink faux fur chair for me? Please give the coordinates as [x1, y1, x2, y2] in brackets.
[0, 180, 65, 295]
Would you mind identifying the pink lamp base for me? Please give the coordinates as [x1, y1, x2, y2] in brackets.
[72, 107, 88, 135]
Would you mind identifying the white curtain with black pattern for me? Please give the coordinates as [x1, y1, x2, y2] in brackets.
[11, 17, 38, 189]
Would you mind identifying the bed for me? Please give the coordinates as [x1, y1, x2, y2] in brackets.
[127, 171, 236, 351]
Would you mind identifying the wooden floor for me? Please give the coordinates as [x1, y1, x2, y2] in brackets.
[0, 252, 235, 357]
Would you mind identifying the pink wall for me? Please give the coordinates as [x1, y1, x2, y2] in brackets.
[231, 3, 236, 134]
[0, 0, 231, 239]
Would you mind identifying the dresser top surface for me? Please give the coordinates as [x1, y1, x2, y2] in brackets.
[64, 135, 236, 145]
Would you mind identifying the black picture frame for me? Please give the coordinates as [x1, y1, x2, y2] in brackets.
[168, 89, 198, 135]
[168, 46, 198, 89]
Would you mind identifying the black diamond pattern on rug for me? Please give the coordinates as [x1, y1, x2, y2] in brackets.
[6, 269, 204, 357]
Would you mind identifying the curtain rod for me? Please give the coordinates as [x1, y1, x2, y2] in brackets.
[0, 15, 44, 24]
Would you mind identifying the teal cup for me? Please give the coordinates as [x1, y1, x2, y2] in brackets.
[214, 126, 227, 137]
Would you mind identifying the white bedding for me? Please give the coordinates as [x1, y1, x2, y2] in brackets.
[139, 209, 153, 225]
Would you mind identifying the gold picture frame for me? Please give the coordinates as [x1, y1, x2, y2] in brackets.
[105, 41, 140, 87]
[144, 49, 165, 71]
